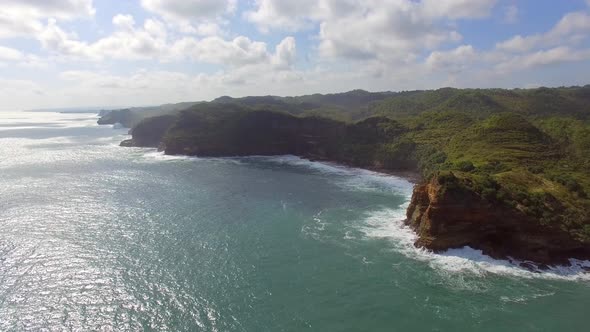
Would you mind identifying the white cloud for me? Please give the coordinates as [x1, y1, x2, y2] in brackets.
[53, 70, 208, 107]
[426, 45, 476, 73]
[193, 22, 223, 36]
[144, 19, 167, 40]
[0, 78, 37, 90]
[2, 0, 590, 111]
[173, 35, 297, 69]
[172, 36, 269, 66]
[246, 0, 497, 32]
[141, 0, 236, 35]
[244, 0, 322, 32]
[246, 0, 495, 63]
[419, 0, 497, 20]
[37, 14, 297, 71]
[495, 46, 590, 73]
[478, 9, 590, 75]
[317, 4, 464, 62]
[550, 11, 590, 39]
[497, 11, 590, 52]
[410, 8, 590, 80]
[38, 19, 96, 59]
[0, 0, 94, 38]
[0, 15, 42, 39]
[39, 16, 169, 60]
[2, 0, 95, 18]
[0, 45, 23, 61]
[0, 45, 47, 68]
[503, 4, 518, 24]
[496, 35, 539, 53]
[0, 78, 45, 110]
[142, 0, 236, 20]
[272, 37, 296, 68]
[59, 70, 191, 91]
[317, 9, 462, 62]
[112, 14, 136, 32]
[51, 63, 308, 108]
[0, 70, 195, 110]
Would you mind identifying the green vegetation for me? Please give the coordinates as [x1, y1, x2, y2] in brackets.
[97, 101, 202, 127]
[117, 85, 590, 244]
[373, 86, 590, 120]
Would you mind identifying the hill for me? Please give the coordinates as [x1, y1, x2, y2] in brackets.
[108, 85, 590, 266]
[97, 101, 202, 128]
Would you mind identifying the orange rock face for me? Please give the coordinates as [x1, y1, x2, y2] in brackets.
[405, 175, 590, 266]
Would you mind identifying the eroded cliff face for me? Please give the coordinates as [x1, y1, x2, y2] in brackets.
[406, 174, 590, 266]
[119, 114, 178, 148]
[161, 110, 416, 172]
[163, 112, 346, 158]
[97, 110, 134, 127]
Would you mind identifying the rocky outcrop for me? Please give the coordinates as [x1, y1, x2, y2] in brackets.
[161, 109, 414, 172]
[406, 173, 590, 265]
[97, 109, 134, 127]
[119, 139, 135, 147]
[163, 111, 348, 158]
[119, 114, 178, 147]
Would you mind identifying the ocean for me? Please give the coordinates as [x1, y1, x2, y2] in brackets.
[0, 111, 589, 331]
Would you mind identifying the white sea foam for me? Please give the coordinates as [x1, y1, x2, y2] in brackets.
[249, 155, 415, 195]
[301, 210, 327, 240]
[141, 149, 197, 162]
[360, 207, 590, 281]
[248, 155, 353, 175]
[139, 149, 245, 165]
[138, 152, 413, 193]
[500, 291, 556, 303]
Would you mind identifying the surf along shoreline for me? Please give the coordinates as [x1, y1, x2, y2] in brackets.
[104, 109, 590, 270]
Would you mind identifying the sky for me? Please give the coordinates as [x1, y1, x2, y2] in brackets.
[1, 0, 590, 111]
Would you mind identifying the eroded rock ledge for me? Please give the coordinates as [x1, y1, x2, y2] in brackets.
[406, 174, 590, 266]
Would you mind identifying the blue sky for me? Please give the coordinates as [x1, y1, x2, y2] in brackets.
[0, 0, 589, 110]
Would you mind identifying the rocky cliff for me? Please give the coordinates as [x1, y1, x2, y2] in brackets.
[406, 173, 590, 265]
[123, 106, 415, 172]
[110, 101, 590, 266]
[164, 110, 347, 158]
[97, 109, 135, 127]
[120, 114, 177, 148]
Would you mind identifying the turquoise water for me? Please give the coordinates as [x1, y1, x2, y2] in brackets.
[0, 111, 589, 331]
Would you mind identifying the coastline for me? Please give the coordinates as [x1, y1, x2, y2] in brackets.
[120, 134, 590, 268]
[157, 149, 424, 185]
[284, 154, 423, 183]
[153, 147, 590, 271]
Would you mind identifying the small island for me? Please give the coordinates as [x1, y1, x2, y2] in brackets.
[102, 87, 590, 266]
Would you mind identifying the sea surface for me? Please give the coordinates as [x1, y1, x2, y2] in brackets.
[0, 111, 589, 331]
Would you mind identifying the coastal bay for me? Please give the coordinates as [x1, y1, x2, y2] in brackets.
[1, 111, 589, 331]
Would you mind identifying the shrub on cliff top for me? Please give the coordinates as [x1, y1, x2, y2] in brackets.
[454, 160, 475, 172]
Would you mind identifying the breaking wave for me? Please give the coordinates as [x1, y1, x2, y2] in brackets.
[360, 207, 590, 281]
